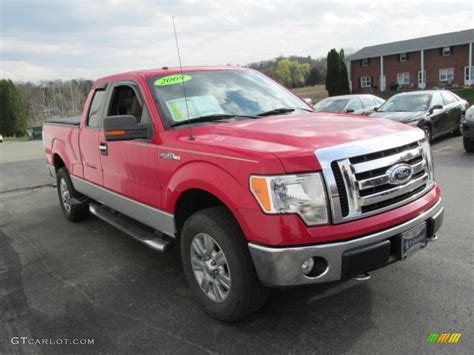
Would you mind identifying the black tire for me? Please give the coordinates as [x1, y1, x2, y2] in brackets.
[57, 168, 89, 222]
[180, 206, 269, 322]
[422, 125, 432, 142]
[453, 116, 463, 136]
[464, 137, 474, 153]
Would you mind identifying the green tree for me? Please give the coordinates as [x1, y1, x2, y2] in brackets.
[306, 67, 322, 86]
[325, 49, 350, 96]
[270, 59, 310, 88]
[0, 80, 28, 136]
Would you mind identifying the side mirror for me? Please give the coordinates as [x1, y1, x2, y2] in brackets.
[103, 115, 151, 141]
[429, 104, 443, 114]
[374, 106, 380, 112]
[345, 108, 355, 113]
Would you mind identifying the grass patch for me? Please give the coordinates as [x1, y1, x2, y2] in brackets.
[3, 136, 29, 142]
[291, 85, 328, 103]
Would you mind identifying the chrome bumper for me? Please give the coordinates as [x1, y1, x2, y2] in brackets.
[248, 198, 444, 287]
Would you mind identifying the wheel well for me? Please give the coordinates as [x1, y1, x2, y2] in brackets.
[174, 189, 228, 235]
[53, 154, 65, 171]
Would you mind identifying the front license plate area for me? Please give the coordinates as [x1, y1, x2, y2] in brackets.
[400, 223, 427, 259]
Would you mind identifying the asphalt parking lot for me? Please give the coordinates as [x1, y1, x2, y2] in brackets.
[1, 137, 473, 354]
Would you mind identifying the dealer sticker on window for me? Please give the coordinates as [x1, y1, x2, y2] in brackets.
[165, 95, 224, 122]
[154, 74, 192, 86]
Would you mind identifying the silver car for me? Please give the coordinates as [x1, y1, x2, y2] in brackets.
[314, 94, 385, 115]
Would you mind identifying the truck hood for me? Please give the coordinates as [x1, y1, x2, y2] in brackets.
[191, 112, 414, 172]
[370, 111, 425, 123]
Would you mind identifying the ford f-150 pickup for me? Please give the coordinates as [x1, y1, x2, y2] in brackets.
[43, 67, 444, 321]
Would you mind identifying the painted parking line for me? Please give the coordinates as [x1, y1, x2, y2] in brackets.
[432, 145, 453, 153]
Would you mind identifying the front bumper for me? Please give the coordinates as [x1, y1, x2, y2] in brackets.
[248, 198, 444, 287]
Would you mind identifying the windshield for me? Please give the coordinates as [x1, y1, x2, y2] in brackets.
[378, 94, 432, 112]
[148, 70, 309, 128]
[314, 98, 350, 112]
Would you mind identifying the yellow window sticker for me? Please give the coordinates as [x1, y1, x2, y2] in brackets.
[154, 74, 192, 86]
[166, 95, 225, 122]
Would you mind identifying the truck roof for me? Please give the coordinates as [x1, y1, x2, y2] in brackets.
[95, 66, 248, 84]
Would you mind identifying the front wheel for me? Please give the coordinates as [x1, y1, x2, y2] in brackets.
[180, 207, 269, 322]
[464, 137, 474, 153]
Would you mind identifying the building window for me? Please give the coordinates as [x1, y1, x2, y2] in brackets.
[442, 47, 452, 56]
[399, 53, 407, 62]
[397, 72, 410, 85]
[439, 68, 454, 81]
[362, 58, 369, 67]
[360, 76, 371, 88]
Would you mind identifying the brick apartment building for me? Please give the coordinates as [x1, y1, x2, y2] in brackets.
[349, 29, 474, 93]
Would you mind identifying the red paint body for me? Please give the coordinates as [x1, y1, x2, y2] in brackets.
[43, 67, 441, 246]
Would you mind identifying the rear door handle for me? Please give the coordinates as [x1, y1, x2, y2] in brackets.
[99, 142, 108, 156]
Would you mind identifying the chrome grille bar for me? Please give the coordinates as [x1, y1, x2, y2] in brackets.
[315, 129, 434, 224]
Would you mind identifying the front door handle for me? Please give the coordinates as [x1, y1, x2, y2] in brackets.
[99, 142, 108, 156]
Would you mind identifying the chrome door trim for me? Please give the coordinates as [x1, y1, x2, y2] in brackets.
[70, 176, 175, 237]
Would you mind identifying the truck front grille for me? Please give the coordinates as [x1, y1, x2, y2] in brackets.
[315, 130, 434, 224]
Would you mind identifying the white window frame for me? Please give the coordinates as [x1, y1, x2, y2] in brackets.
[397, 72, 410, 85]
[439, 68, 454, 82]
[362, 58, 369, 67]
[418, 71, 426, 88]
[399, 53, 407, 62]
[360, 76, 371, 88]
[464, 66, 474, 84]
[442, 47, 451, 56]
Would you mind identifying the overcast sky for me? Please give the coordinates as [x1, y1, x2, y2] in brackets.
[1, 0, 473, 82]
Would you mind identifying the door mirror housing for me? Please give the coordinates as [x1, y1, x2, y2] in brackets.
[429, 104, 443, 114]
[103, 115, 151, 141]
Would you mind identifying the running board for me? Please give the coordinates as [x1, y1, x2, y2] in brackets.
[89, 204, 171, 252]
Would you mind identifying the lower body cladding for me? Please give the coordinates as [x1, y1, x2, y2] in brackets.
[248, 198, 444, 287]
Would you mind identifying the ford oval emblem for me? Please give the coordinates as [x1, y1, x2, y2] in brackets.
[387, 163, 413, 185]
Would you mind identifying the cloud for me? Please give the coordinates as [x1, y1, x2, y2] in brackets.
[1, 0, 473, 81]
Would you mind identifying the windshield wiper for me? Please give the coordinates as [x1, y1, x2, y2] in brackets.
[257, 107, 296, 116]
[170, 114, 256, 127]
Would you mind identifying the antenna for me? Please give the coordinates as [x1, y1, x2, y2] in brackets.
[172, 16, 194, 141]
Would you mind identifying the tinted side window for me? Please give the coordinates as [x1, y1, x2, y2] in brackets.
[88, 90, 106, 128]
[107, 85, 152, 124]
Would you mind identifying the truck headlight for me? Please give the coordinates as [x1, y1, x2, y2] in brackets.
[249, 173, 329, 225]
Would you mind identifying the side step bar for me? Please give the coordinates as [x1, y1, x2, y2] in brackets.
[89, 204, 171, 252]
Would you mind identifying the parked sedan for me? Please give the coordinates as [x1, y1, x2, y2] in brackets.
[463, 105, 474, 152]
[370, 90, 468, 141]
[314, 94, 385, 115]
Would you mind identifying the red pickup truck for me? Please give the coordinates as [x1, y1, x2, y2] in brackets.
[43, 67, 444, 321]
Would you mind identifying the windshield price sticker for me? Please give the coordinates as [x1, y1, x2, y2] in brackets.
[166, 95, 225, 121]
[154, 75, 192, 86]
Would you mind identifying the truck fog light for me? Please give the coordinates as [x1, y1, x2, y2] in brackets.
[301, 257, 315, 275]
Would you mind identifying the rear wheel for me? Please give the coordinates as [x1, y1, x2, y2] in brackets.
[180, 207, 269, 322]
[57, 168, 89, 222]
[453, 116, 463, 136]
[464, 137, 474, 153]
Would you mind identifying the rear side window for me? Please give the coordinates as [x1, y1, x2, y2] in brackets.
[441, 92, 457, 105]
[347, 98, 363, 111]
[88, 90, 106, 128]
[361, 97, 376, 107]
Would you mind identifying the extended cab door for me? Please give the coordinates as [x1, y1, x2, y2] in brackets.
[79, 85, 108, 185]
[99, 81, 161, 208]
